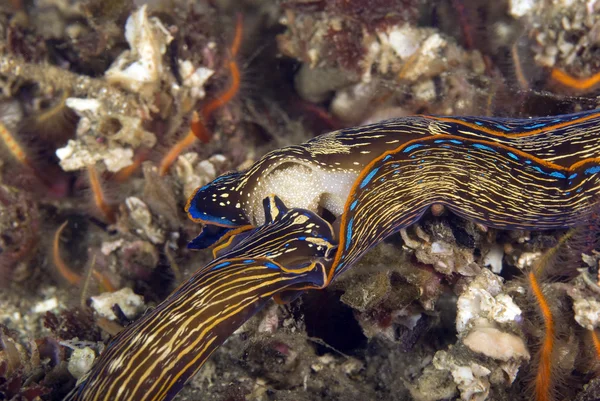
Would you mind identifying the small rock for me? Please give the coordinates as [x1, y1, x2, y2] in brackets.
[31, 297, 58, 314]
[68, 347, 96, 379]
[90, 287, 145, 321]
[125, 196, 165, 244]
[463, 327, 530, 362]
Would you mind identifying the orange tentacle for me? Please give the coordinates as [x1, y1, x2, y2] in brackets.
[550, 68, 600, 92]
[53, 221, 82, 286]
[87, 164, 115, 223]
[159, 15, 243, 175]
[591, 329, 600, 361]
[528, 271, 555, 401]
[112, 148, 150, 182]
[53, 221, 115, 292]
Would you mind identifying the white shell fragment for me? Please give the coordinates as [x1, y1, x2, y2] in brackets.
[433, 351, 491, 401]
[509, 0, 538, 18]
[90, 287, 145, 321]
[57, 97, 156, 172]
[30, 297, 59, 314]
[456, 269, 522, 333]
[125, 196, 166, 244]
[65, 98, 101, 114]
[386, 24, 422, 59]
[67, 347, 96, 379]
[569, 286, 600, 330]
[483, 244, 504, 274]
[573, 297, 600, 330]
[177, 60, 215, 100]
[56, 140, 134, 172]
[174, 153, 227, 202]
[463, 327, 529, 361]
[105, 5, 174, 97]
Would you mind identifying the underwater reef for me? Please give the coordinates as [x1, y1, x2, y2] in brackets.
[2, 0, 600, 400]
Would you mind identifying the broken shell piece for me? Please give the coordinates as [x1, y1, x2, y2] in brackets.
[413, 79, 436, 103]
[483, 244, 504, 274]
[31, 297, 59, 314]
[64, 98, 101, 115]
[401, 226, 479, 276]
[433, 351, 491, 401]
[396, 33, 448, 81]
[573, 297, 600, 330]
[125, 196, 166, 244]
[57, 97, 156, 172]
[515, 251, 541, 269]
[463, 327, 530, 362]
[177, 60, 215, 100]
[57, 139, 134, 172]
[90, 287, 145, 321]
[509, 0, 537, 18]
[65, 97, 157, 151]
[456, 269, 522, 333]
[582, 251, 600, 268]
[385, 24, 422, 59]
[101, 239, 125, 256]
[174, 153, 228, 201]
[569, 286, 600, 330]
[499, 360, 521, 385]
[105, 5, 174, 97]
[110, 115, 157, 148]
[375, 24, 452, 80]
[405, 364, 458, 401]
[67, 347, 95, 379]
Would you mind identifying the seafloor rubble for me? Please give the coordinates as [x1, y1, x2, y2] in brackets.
[1, 0, 600, 400]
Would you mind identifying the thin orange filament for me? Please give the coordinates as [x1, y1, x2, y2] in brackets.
[528, 271, 555, 401]
[158, 112, 202, 176]
[158, 14, 243, 176]
[91, 269, 116, 293]
[53, 221, 115, 292]
[591, 330, 600, 361]
[200, 61, 241, 120]
[87, 164, 115, 223]
[229, 13, 243, 58]
[550, 68, 600, 92]
[53, 221, 82, 286]
[0, 121, 67, 193]
[0, 121, 36, 170]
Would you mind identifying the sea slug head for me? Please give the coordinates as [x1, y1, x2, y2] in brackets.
[186, 144, 358, 249]
[185, 170, 249, 227]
